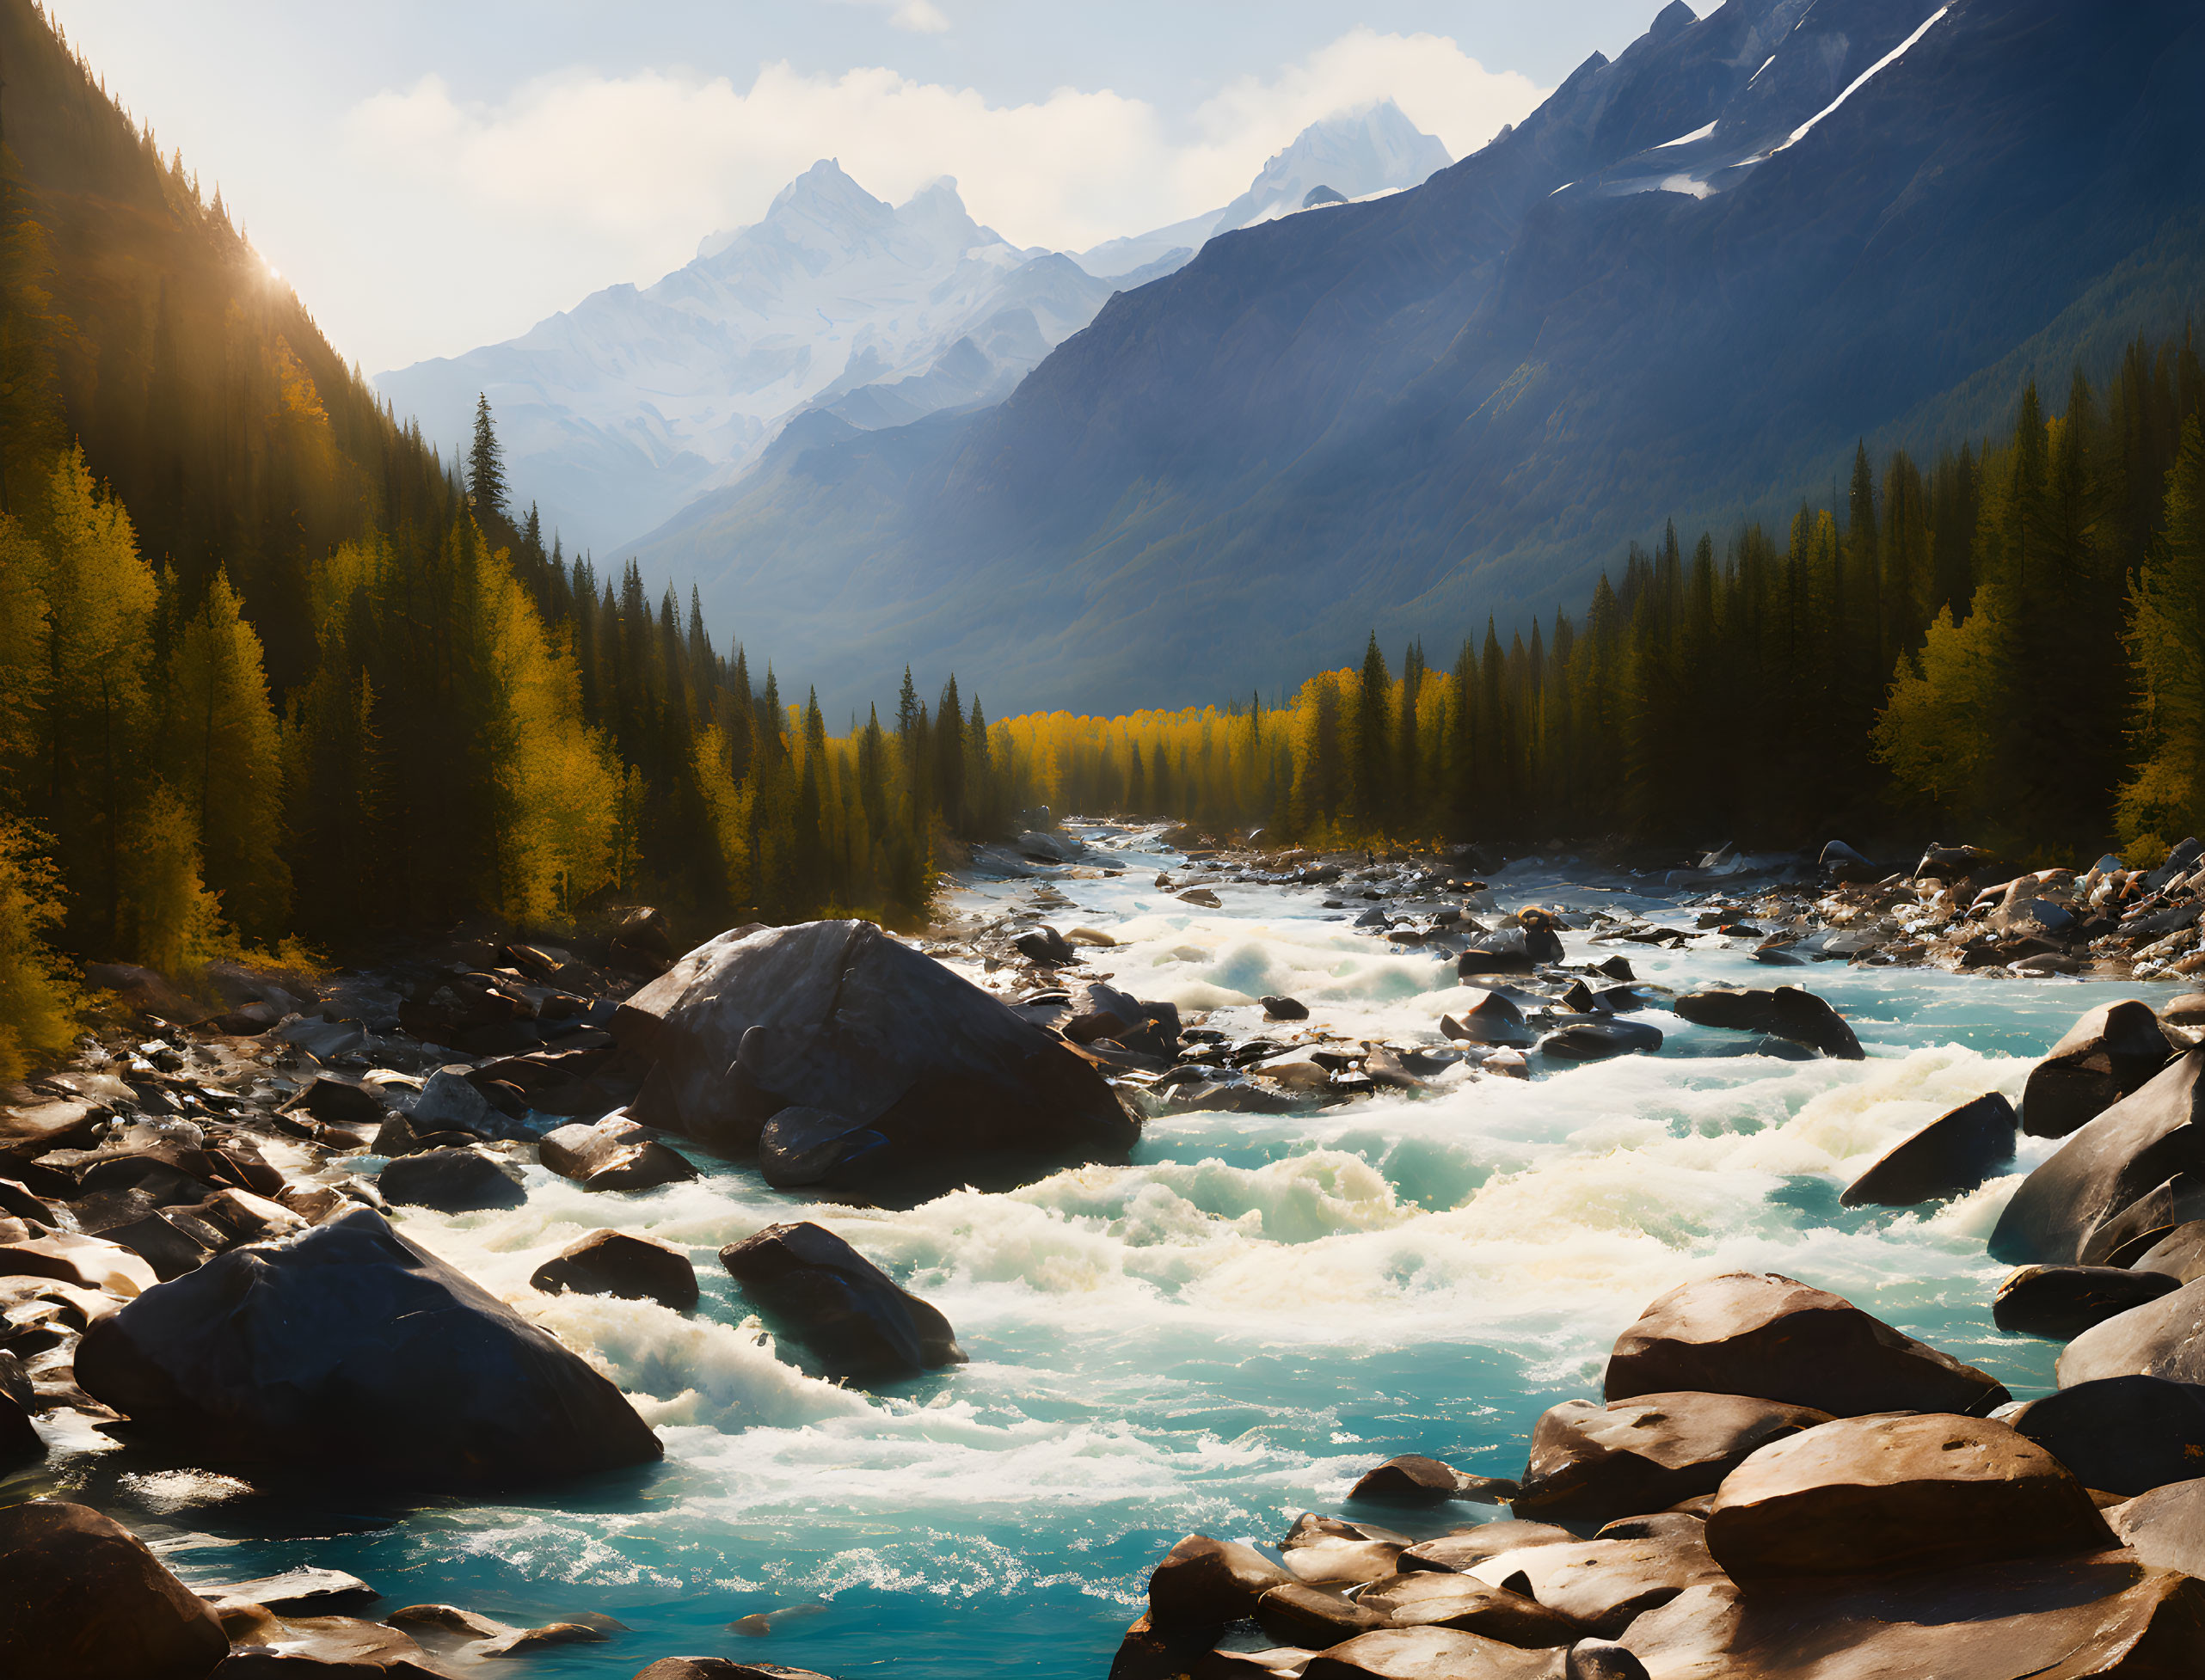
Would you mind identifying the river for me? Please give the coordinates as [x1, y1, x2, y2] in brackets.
[61, 823, 2185, 1677]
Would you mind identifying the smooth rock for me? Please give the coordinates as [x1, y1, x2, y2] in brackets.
[1540, 1020, 1662, 1061]
[630, 1664, 837, 1680]
[1841, 1091, 2018, 1206]
[211, 1608, 450, 1676]
[1397, 1524, 1579, 1574]
[1468, 1526, 1724, 1637]
[1514, 1391, 1831, 1523]
[2134, 1219, 2205, 1283]
[2108, 1476, 2205, 1577]
[1993, 1265, 2181, 1340]
[1440, 990, 1536, 1048]
[1281, 1537, 1405, 1590]
[539, 1119, 697, 1192]
[2024, 1000, 2180, 1139]
[377, 1147, 527, 1212]
[1670, 987, 1864, 1059]
[200, 1567, 379, 1616]
[1255, 1582, 1389, 1648]
[2062, 1273, 2205, 1388]
[0, 1500, 229, 1679]
[1349, 1453, 1517, 1505]
[1619, 1559, 2205, 1680]
[77, 1206, 661, 1486]
[0, 1387, 40, 1467]
[531, 1229, 698, 1309]
[1262, 996, 1311, 1021]
[2004, 1375, 2205, 1496]
[619, 921, 1135, 1199]
[1357, 1574, 1586, 1646]
[0, 1229, 159, 1294]
[1564, 1642, 1648, 1680]
[1704, 1412, 2113, 1580]
[1300, 1626, 1563, 1679]
[1146, 1534, 1297, 1631]
[720, 1220, 962, 1377]
[1991, 1052, 2205, 1266]
[1605, 1272, 2010, 1416]
[758, 1107, 891, 1190]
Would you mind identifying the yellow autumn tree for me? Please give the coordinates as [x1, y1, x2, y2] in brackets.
[1871, 601, 2007, 825]
[162, 567, 291, 937]
[691, 721, 754, 909]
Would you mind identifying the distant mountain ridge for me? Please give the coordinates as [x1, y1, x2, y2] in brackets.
[372, 102, 1453, 556]
[630, 0, 2205, 720]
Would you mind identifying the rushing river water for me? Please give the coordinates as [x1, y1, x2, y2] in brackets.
[37, 826, 2193, 1677]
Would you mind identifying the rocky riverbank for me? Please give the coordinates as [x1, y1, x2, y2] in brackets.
[5, 819, 2204, 1677]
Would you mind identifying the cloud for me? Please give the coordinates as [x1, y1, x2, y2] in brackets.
[835, 0, 952, 33]
[346, 29, 1545, 361]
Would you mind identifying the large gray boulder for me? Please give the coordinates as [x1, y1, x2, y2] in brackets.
[77, 1206, 660, 1487]
[1671, 987, 1864, 1059]
[2061, 1273, 2205, 1389]
[720, 1220, 963, 1380]
[2023, 1000, 2179, 1139]
[1514, 1391, 1832, 1523]
[0, 1501, 229, 1680]
[1841, 1092, 2017, 1206]
[1988, 1052, 2205, 1266]
[617, 921, 1136, 1201]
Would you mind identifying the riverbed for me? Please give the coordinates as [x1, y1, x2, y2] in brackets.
[29, 826, 2186, 1677]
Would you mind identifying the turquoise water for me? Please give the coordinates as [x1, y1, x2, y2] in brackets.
[15, 837, 2184, 1677]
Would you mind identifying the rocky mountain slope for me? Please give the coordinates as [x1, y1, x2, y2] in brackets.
[631, 0, 2205, 720]
[372, 105, 1452, 556]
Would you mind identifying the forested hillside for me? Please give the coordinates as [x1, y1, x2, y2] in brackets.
[983, 336, 2205, 868]
[0, 3, 980, 1078]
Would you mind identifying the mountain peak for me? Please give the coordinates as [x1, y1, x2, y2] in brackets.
[767, 157, 893, 224]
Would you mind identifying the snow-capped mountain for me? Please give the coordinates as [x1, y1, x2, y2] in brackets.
[1076, 99, 1453, 277]
[373, 105, 1453, 555]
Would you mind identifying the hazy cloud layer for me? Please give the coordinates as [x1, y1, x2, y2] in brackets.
[351, 29, 1543, 367]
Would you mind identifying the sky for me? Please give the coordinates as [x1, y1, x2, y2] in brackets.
[46, 2, 1668, 378]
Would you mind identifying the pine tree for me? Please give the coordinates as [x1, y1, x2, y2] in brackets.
[466, 393, 508, 525]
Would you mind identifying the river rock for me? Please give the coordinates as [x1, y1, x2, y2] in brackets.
[2134, 1219, 2205, 1283]
[1281, 1536, 1406, 1589]
[1349, 1453, 1517, 1505]
[1467, 1525, 1725, 1636]
[0, 1229, 159, 1294]
[1254, 1582, 1389, 1647]
[1669, 987, 1863, 1059]
[1514, 1391, 1831, 1523]
[1146, 1534, 1298, 1630]
[2060, 1271, 2205, 1388]
[2003, 1375, 2205, 1495]
[378, 1145, 527, 1212]
[76, 1205, 660, 1486]
[1262, 996, 1310, 1021]
[757, 1107, 892, 1190]
[1396, 1523, 1582, 1574]
[631, 1665, 838, 1680]
[1704, 1412, 2112, 1580]
[1605, 1272, 2009, 1416]
[201, 1567, 380, 1616]
[1356, 1573, 1587, 1646]
[1993, 1264, 2181, 1340]
[1541, 1020, 1662, 1060]
[1564, 1641, 1648, 1680]
[1988, 1052, 2205, 1266]
[539, 1119, 697, 1192]
[212, 1608, 450, 1676]
[1301, 1626, 1565, 1680]
[720, 1220, 962, 1378]
[617, 921, 1135, 1201]
[1440, 990, 1535, 1047]
[1840, 1092, 2018, 1206]
[0, 1388, 39, 1467]
[1621, 1560, 2205, 1680]
[1459, 930, 1538, 977]
[2109, 1477, 2205, 1577]
[0, 1500, 229, 1679]
[532, 1229, 698, 1309]
[2023, 1000, 2179, 1139]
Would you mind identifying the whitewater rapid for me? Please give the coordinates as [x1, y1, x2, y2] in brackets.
[125, 829, 2183, 1676]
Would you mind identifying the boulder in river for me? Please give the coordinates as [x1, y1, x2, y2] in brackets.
[2133, 1219, 2205, 1283]
[1840, 1091, 2017, 1206]
[1466, 1524, 1726, 1637]
[1621, 1559, 2205, 1680]
[2108, 1477, 2205, 1578]
[2003, 1375, 2205, 1496]
[1440, 989, 1535, 1047]
[720, 1220, 962, 1378]
[1514, 1391, 1832, 1523]
[532, 1229, 698, 1309]
[1670, 987, 1864, 1059]
[1541, 1020, 1663, 1060]
[0, 1499, 229, 1679]
[1988, 1051, 2205, 1266]
[77, 1205, 661, 1487]
[1348, 1453, 1517, 1505]
[631, 1664, 839, 1680]
[1261, 996, 1310, 1021]
[2023, 1000, 2179, 1139]
[1145, 1533, 1297, 1631]
[1605, 1272, 2010, 1416]
[615, 921, 1135, 1202]
[539, 1118, 697, 1192]
[1254, 1581, 1388, 1648]
[1993, 1264, 2181, 1340]
[1301, 1627, 1563, 1680]
[0, 1388, 40, 1468]
[2060, 1272, 2205, 1388]
[1354, 1572, 1587, 1645]
[1706, 1412, 2112, 1580]
[377, 1145, 527, 1212]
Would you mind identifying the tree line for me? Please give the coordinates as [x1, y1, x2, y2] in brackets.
[996, 330, 2205, 867]
[0, 3, 998, 1078]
